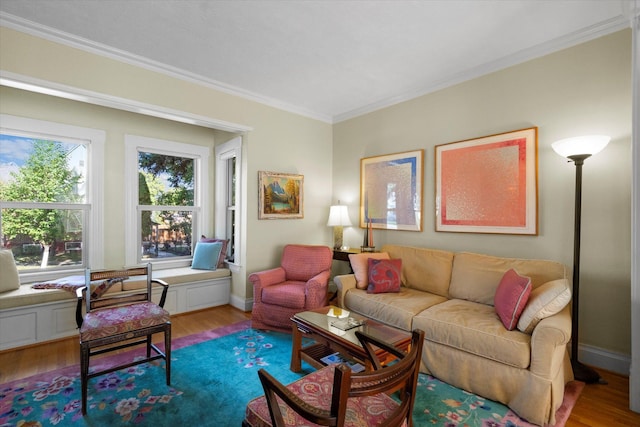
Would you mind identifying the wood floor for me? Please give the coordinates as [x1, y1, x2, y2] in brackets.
[1, 305, 638, 426]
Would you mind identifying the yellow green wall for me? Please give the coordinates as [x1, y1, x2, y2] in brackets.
[333, 30, 632, 356]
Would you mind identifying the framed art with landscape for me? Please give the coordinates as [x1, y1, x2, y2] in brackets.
[258, 171, 304, 219]
[360, 149, 423, 231]
[435, 127, 538, 235]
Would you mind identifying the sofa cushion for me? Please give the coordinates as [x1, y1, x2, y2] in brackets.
[494, 269, 532, 330]
[348, 252, 390, 289]
[0, 250, 20, 293]
[381, 245, 454, 297]
[412, 299, 531, 369]
[367, 258, 402, 294]
[449, 252, 567, 305]
[517, 279, 572, 334]
[344, 287, 447, 331]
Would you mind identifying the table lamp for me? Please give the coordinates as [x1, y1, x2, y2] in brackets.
[327, 203, 352, 250]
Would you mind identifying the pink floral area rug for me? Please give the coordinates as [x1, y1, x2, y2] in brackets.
[0, 320, 583, 426]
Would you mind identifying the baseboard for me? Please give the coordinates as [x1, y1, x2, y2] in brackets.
[579, 343, 631, 376]
[230, 294, 252, 312]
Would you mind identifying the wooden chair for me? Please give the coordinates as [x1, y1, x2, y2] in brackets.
[75, 264, 171, 414]
[243, 329, 425, 427]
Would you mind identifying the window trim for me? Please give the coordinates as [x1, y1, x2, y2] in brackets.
[0, 113, 105, 280]
[124, 134, 210, 268]
[215, 136, 242, 266]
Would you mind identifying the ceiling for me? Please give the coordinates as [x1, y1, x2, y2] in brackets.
[0, 1, 634, 123]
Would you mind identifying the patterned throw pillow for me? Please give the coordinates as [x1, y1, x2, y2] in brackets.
[348, 252, 390, 289]
[494, 268, 532, 330]
[367, 258, 402, 294]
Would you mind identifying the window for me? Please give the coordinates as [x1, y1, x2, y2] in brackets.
[125, 135, 209, 267]
[0, 114, 105, 276]
[216, 137, 242, 265]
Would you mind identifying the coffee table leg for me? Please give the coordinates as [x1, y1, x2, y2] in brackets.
[290, 322, 302, 372]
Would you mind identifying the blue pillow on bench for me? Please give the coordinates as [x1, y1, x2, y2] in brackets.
[191, 241, 223, 270]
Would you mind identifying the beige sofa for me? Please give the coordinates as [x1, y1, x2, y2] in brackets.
[334, 244, 573, 426]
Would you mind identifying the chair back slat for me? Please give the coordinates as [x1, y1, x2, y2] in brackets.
[85, 264, 153, 313]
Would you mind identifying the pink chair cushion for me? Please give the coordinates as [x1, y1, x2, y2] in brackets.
[80, 301, 170, 341]
[244, 365, 400, 427]
[261, 281, 307, 309]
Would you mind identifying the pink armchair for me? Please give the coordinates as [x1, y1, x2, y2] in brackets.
[249, 244, 333, 331]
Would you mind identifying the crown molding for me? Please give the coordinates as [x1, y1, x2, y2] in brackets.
[0, 70, 252, 133]
[334, 7, 634, 123]
[0, 12, 332, 124]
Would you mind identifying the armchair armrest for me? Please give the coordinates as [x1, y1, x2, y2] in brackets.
[152, 278, 169, 308]
[248, 267, 287, 304]
[304, 269, 332, 308]
[333, 274, 357, 308]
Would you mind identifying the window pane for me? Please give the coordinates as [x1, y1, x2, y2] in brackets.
[138, 152, 194, 206]
[1, 207, 84, 271]
[0, 135, 87, 203]
[141, 210, 192, 259]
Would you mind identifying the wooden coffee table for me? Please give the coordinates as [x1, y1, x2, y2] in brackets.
[290, 306, 412, 372]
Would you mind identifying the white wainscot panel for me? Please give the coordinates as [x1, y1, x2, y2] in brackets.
[0, 310, 37, 350]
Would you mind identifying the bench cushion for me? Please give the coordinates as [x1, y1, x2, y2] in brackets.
[0, 267, 230, 310]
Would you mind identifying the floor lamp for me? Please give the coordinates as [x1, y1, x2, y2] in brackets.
[552, 135, 610, 384]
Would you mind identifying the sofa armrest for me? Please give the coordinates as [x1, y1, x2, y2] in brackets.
[529, 303, 572, 379]
[334, 274, 357, 308]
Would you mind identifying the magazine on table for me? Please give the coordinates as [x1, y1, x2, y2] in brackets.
[320, 352, 365, 373]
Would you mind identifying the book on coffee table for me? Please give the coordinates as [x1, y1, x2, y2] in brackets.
[320, 352, 365, 372]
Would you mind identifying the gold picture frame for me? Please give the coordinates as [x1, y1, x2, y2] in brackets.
[435, 127, 538, 234]
[258, 171, 304, 219]
[360, 150, 424, 231]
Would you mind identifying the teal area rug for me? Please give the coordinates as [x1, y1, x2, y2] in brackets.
[0, 321, 582, 426]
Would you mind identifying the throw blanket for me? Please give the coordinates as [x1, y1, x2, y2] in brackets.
[32, 275, 128, 298]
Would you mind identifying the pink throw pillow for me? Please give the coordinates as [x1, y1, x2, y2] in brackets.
[367, 258, 402, 294]
[494, 268, 532, 330]
[348, 252, 390, 289]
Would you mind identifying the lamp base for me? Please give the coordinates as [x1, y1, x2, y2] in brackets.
[572, 359, 607, 384]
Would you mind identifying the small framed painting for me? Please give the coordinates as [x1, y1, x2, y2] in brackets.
[435, 127, 538, 235]
[258, 171, 304, 219]
[360, 149, 424, 231]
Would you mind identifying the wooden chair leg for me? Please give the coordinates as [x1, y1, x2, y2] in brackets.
[80, 343, 90, 415]
[146, 335, 152, 358]
[165, 326, 171, 385]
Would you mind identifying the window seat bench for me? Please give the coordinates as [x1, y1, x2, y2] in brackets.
[0, 267, 231, 351]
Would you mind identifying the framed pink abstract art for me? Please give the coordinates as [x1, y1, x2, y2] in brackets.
[435, 127, 538, 235]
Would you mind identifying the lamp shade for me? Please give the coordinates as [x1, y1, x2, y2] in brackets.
[327, 205, 352, 226]
[551, 135, 610, 158]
